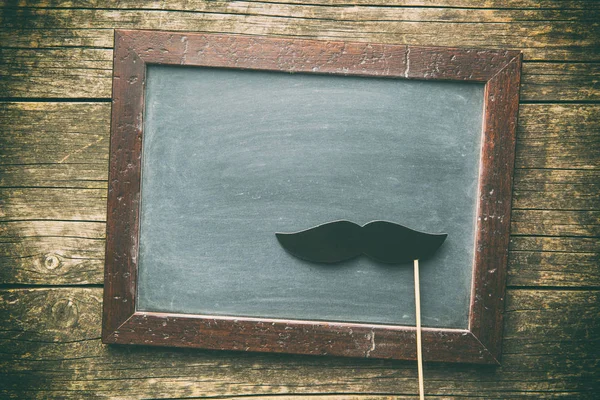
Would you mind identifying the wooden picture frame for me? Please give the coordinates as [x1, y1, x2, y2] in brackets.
[102, 29, 522, 364]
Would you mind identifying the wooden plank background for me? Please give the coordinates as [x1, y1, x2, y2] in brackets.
[0, 1, 598, 398]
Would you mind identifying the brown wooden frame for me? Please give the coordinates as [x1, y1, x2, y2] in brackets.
[102, 29, 522, 364]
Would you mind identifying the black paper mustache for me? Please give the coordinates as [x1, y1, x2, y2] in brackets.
[276, 220, 447, 264]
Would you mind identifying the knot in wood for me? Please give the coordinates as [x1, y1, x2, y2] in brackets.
[43, 254, 61, 270]
[51, 298, 79, 328]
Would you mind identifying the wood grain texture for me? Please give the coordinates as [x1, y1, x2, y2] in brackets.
[1, 287, 598, 398]
[5, 0, 600, 10]
[511, 210, 600, 237]
[0, 102, 109, 166]
[513, 169, 600, 210]
[470, 52, 520, 361]
[508, 250, 599, 287]
[2, 47, 598, 100]
[1, 0, 598, 397]
[3, 0, 600, 9]
[510, 236, 599, 253]
[1, 5, 598, 61]
[0, 48, 113, 98]
[108, 312, 497, 364]
[0, 188, 106, 221]
[520, 62, 600, 102]
[0, 221, 105, 285]
[102, 29, 145, 338]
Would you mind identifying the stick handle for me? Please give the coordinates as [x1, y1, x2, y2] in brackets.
[414, 259, 425, 400]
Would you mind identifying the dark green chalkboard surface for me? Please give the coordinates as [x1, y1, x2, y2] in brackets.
[136, 65, 484, 329]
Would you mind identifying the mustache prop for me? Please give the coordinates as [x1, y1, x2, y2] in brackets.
[276, 220, 447, 264]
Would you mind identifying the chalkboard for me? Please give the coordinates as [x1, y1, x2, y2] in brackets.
[103, 30, 522, 364]
[137, 66, 484, 329]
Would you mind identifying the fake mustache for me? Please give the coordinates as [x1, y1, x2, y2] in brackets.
[276, 220, 447, 264]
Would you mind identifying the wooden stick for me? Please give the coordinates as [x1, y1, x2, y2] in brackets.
[414, 259, 425, 400]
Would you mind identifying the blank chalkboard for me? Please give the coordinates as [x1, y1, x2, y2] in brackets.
[136, 65, 485, 329]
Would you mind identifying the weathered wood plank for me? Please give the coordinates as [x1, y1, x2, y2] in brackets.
[4, 1, 599, 22]
[2, 44, 598, 101]
[0, 28, 112, 49]
[0, 48, 113, 98]
[0, 288, 597, 399]
[0, 104, 108, 191]
[513, 169, 600, 211]
[520, 62, 600, 102]
[0, 102, 110, 166]
[2, 33, 599, 100]
[510, 168, 600, 286]
[518, 104, 600, 139]
[510, 236, 599, 253]
[0, 188, 106, 222]
[515, 137, 600, 170]
[514, 105, 600, 170]
[511, 210, 600, 237]
[0, 221, 105, 285]
[4, 0, 600, 10]
[0, 164, 107, 189]
[508, 250, 599, 287]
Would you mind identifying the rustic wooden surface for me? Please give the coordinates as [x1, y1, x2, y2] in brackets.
[0, 0, 598, 398]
